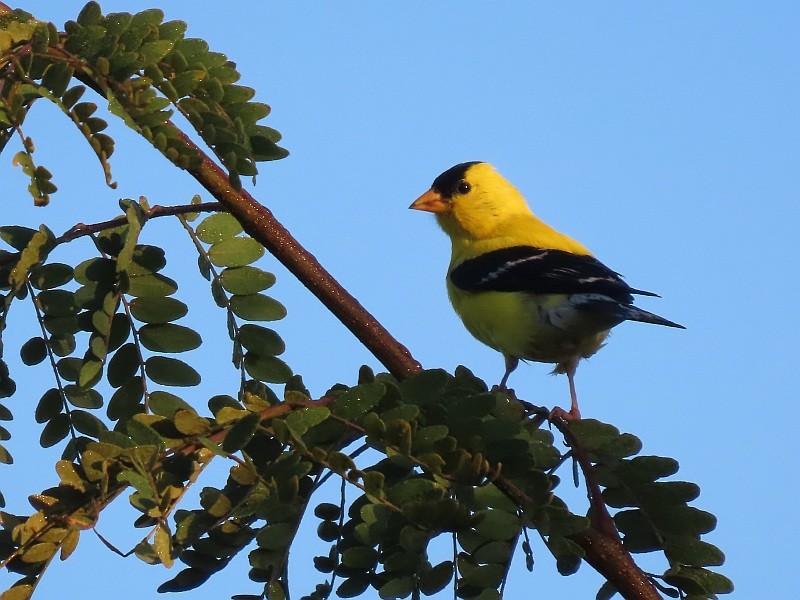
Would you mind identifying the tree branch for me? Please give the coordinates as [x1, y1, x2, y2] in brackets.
[56, 201, 224, 244]
[178, 140, 422, 380]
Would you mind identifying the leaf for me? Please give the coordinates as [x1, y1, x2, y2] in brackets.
[40, 413, 70, 447]
[207, 237, 264, 267]
[129, 296, 188, 323]
[596, 581, 618, 600]
[29, 262, 73, 290]
[64, 385, 103, 409]
[0, 225, 37, 251]
[127, 417, 164, 447]
[107, 377, 145, 421]
[237, 324, 284, 355]
[219, 266, 275, 295]
[107, 343, 140, 387]
[71, 410, 108, 437]
[157, 568, 210, 593]
[195, 212, 243, 244]
[664, 536, 725, 567]
[37, 289, 78, 317]
[35, 388, 63, 423]
[126, 273, 178, 297]
[145, 356, 201, 387]
[331, 382, 385, 420]
[20, 337, 47, 366]
[149, 391, 193, 418]
[139, 324, 202, 353]
[221, 411, 260, 453]
[419, 561, 454, 595]
[243, 353, 292, 383]
[255, 522, 295, 550]
[154, 523, 174, 568]
[336, 576, 370, 599]
[378, 577, 415, 600]
[341, 546, 378, 570]
[229, 294, 286, 321]
[127, 245, 167, 276]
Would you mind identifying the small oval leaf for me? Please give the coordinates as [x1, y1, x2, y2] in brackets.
[207, 237, 264, 268]
[229, 294, 286, 321]
[145, 356, 201, 387]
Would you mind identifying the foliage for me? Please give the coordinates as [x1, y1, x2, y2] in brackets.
[0, 4, 731, 600]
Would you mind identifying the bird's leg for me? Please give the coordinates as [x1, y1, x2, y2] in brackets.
[549, 357, 582, 422]
[498, 355, 519, 390]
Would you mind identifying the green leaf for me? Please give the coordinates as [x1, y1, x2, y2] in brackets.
[255, 522, 295, 550]
[139, 39, 174, 63]
[127, 417, 164, 447]
[378, 577, 414, 600]
[78, 359, 104, 388]
[243, 353, 292, 383]
[207, 237, 264, 267]
[229, 294, 286, 321]
[48, 333, 76, 357]
[139, 324, 202, 353]
[107, 343, 140, 387]
[331, 382, 385, 420]
[219, 266, 275, 295]
[71, 409, 108, 437]
[127, 245, 167, 276]
[664, 566, 734, 595]
[313, 503, 341, 521]
[157, 568, 209, 593]
[74, 257, 116, 284]
[64, 385, 103, 409]
[129, 296, 188, 323]
[35, 388, 63, 423]
[337, 576, 369, 599]
[341, 546, 378, 570]
[237, 324, 284, 355]
[474, 509, 520, 541]
[40, 413, 70, 447]
[107, 377, 144, 421]
[195, 212, 243, 244]
[419, 561, 454, 595]
[37, 289, 78, 317]
[0, 225, 37, 251]
[20, 336, 47, 366]
[145, 356, 201, 387]
[596, 581, 618, 600]
[664, 536, 725, 567]
[221, 411, 260, 453]
[29, 262, 73, 289]
[149, 391, 193, 418]
[126, 273, 178, 297]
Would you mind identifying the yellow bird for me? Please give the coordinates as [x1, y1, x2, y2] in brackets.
[410, 161, 683, 420]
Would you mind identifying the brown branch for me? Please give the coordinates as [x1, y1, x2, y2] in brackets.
[56, 201, 223, 244]
[179, 140, 421, 380]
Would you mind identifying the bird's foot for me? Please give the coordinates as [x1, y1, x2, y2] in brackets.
[549, 405, 581, 422]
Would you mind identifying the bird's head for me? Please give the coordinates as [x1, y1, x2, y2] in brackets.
[410, 162, 533, 241]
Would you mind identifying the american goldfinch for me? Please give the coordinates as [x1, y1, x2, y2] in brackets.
[410, 161, 683, 421]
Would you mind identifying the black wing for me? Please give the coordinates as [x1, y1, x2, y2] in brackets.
[449, 246, 658, 304]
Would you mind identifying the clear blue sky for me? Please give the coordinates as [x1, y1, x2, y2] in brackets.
[3, 2, 798, 598]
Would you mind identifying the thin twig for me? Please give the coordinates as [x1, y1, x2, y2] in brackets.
[57, 202, 223, 245]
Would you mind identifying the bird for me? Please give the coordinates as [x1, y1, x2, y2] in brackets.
[409, 161, 684, 421]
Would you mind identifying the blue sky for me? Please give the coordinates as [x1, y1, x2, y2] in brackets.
[2, 2, 798, 598]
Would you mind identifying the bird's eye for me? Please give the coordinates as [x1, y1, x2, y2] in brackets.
[456, 180, 471, 194]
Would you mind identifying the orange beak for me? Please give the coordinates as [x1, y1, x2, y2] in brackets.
[409, 189, 450, 213]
